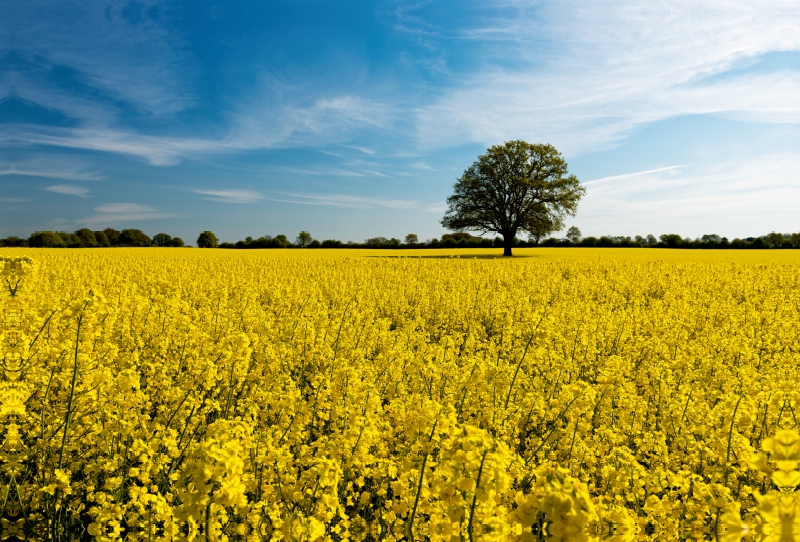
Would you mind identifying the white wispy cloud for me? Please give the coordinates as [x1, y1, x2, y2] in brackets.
[82, 203, 176, 225]
[573, 154, 800, 238]
[417, 0, 800, 154]
[194, 189, 264, 204]
[43, 184, 90, 197]
[264, 193, 418, 209]
[344, 146, 376, 155]
[0, 158, 104, 181]
[1, 96, 393, 166]
[228, 85, 395, 152]
[583, 166, 687, 186]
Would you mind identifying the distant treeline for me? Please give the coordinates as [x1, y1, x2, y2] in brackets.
[3, 229, 800, 249]
[0, 229, 185, 248]
[538, 232, 800, 249]
[219, 231, 800, 249]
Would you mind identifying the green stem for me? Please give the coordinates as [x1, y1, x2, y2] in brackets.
[406, 416, 440, 541]
[58, 314, 83, 470]
[723, 395, 743, 487]
[467, 450, 489, 542]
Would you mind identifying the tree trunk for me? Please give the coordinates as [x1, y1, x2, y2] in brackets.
[502, 234, 514, 257]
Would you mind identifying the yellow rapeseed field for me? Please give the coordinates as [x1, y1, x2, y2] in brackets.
[2, 247, 800, 541]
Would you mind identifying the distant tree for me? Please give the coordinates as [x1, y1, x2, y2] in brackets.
[730, 238, 748, 248]
[272, 234, 289, 248]
[2, 236, 28, 247]
[93, 231, 111, 247]
[58, 232, 81, 247]
[171, 237, 185, 247]
[153, 233, 173, 247]
[309, 239, 321, 248]
[365, 237, 387, 247]
[765, 232, 786, 248]
[74, 228, 99, 247]
[441, 141, 585, 256]
[441, 232, 476, 242]
[565, 226, 582, 244]
[404, 233, 419, 246]
[441, 238, 457, 248]
[119, 229, 152, 247]
[646, 234, 657, 245]
[387, 238, 401, 247]
[659, 234, 683, 248]
[296, 231, 313, 248]
[321, 239, 343, 248]
[196, 231, 219, 248]
[29, 231, 65, 248]
[526, 212, 562, 246]
[701, 234, 722, 244]
[103, 228, 121, 245]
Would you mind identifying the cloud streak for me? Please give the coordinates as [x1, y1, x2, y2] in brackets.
[43, 184, 90, 197]
[194, 189, 264, 204]
[583, 166, 687, 186]
[0, 160, 104, 181]
[81, 203, 176, 225]
[264, 193, 419, 210]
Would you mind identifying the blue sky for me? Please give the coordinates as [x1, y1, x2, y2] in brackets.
[2, 0, 800, 243]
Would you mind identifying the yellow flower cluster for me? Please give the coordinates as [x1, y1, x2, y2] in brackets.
[1, 248, 799, 541]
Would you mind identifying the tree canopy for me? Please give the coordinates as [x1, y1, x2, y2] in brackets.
[296, 231, 312, 248]
[441, 140, 585, 256]
[196, 231, 219, 248]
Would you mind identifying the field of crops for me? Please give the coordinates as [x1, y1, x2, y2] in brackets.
[1, 248, 799, 541]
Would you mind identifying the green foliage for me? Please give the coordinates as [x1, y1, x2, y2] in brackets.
[272, 234, 289, 248]
[441, 140, 585, 256]
[119, 229, 152, 247]
[103, 228, 121, 245]
[28, 231, 65, 248]
[404, 233, 419, 245]
[296, 231, 313, 248]
[659, 234, 683, 248]
[566, 226, 582, 244]
[171, 237, 185, 247]
[152, 233, 173, 247]
[196, 231, 219, 248]
[93, 231, 111, 247]
[1, 236, 28, 247]
[74, 228, 99, 247]
[365, 237, 387, 247]
[57, 231, 81, 247]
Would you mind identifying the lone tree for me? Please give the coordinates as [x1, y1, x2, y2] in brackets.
[296, 231, 312, 248]
[566, 226, 582, 244]
[197, 231, 219, 248]
[441, 141, 585, 256]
